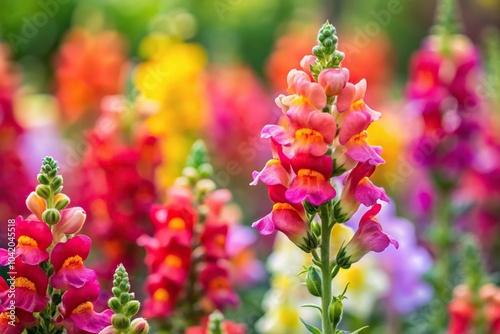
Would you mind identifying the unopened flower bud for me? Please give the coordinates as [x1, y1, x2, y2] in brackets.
[54, 193, 70, 210]
[37, 173, 50, 185]
[182, 166, 199, 181]
[26, 192, 47, 221]
[111, 314, 130, 330]
[318, 68, 349, 96]
[328, 298, 343, 327]
[52, 207, 86, 242]
[36, 184, 51, 199]
[305, 266, 322, 297]
[50, 175, 63, 191]
[42, 208, 61, 225]
[108, 297, 122, 313]
[310, 221, 321, 237]
[119, 293, 131, 305]
[198, 163, 214, 178]
[98, 325, 119, 334]
[130, 318, 150, 334]
[196, 179, 216, 195]
[124, 300, 140, 317]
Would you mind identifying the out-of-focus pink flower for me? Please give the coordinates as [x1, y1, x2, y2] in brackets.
[0, 216, 52, 266]
[50, 235, 96, 290]
[199, 263, 239, 310]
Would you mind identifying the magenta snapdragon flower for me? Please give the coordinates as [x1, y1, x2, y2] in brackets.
[58, 280, 113, 333]
[0, 216, 52, 266]
[50, 235, 96, 290]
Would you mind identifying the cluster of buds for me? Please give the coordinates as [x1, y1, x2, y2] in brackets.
[100, 264, 149, 334]
[138, 141, 242, 331]
[0, 157, 113, 333]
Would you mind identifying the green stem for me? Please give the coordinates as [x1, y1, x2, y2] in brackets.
[319, 205, 333, 334]
[428, 191, 453, 331]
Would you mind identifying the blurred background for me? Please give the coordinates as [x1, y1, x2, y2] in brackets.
[0, 0, 499, 333]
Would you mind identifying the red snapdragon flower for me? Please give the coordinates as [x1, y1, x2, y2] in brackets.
[143, 274, 180, 318]
[200, 263, 239, 310]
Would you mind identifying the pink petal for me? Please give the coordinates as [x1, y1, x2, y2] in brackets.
[261, 125, 293, 146]
[337, 83, 356, 112]
[252, 213, 275, 235]
[339, 112, 370, 145]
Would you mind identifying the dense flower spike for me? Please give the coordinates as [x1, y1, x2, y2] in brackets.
[100, 264, 150, 334]
[139, 141, 256, 332]
[0, 157, 116, 333]
[251, 22, 395, 334]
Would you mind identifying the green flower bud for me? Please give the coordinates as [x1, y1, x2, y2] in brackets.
[130, 318, 150, 334]
[36, 185, 51, 199]
[124, 301, 140, 317]
[328, 298, 343, 328]
[310, 221, 321, 237]
[112, 287, 121, 298]
[37, 173, 50, 185]
[111, 314, 130, 330]
[42, 208, 61, 225]
[119, 292, 130, 305]
[108, 297, 122, 313]
[305, 266, 322, 297]
[50, 175, 63, 191]
[54, 194, 70, 210]
[198, 163, 214, 178]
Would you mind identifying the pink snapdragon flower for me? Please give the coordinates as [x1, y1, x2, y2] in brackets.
[58, 280, 113, 333]
[52, 207, 86, 243]
[0, 259, 49, 313]
[337, 162, 389, 221]
[50, 235, 96, 290]
[338, 204, 398, 266]
[0, 216, 52, 266]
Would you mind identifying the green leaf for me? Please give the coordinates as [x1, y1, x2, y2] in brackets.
[351, 326, 369, 334]
[299, 318, 322, 334]
[301, 303, 322, 315]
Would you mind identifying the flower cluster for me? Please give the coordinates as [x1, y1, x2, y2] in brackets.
[100, 264, 150, 334]
[134, 34, 208, 187]
[251, 22, 398, 333]
[406, 32, 484, 187]
[138, 141, 247, 332]
[81, 96, 161, 280]
[0, 157, 113, 334]
[55, 28, 129, 123]
[252, 21, 396, 260]
[186, 311, 246, 334]
[448, 284, 500, 334]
